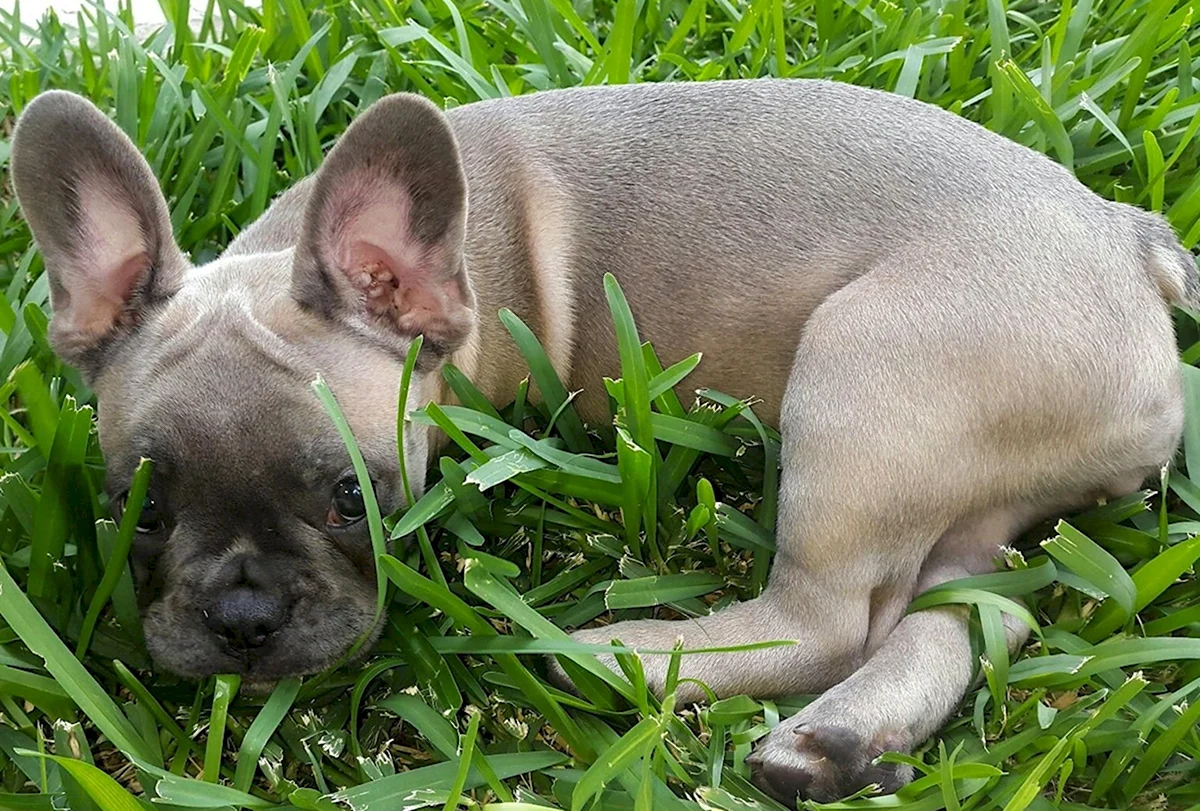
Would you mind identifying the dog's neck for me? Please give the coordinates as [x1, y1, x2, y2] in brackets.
[425, 168, 580, 421]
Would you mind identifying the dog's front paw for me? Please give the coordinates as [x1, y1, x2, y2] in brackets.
[544, 627, 618, 693]
[545, 621, 681, 698]
[747, 713, 913, 804]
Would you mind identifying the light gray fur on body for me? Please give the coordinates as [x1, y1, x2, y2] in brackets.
[11, 78, 1196, 803]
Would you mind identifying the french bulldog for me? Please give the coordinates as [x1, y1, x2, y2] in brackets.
[10, 78, 1196, 803]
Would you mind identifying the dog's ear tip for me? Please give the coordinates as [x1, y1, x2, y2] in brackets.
[17, 88, 80, 117]
[11, 90, 129, 192]
[15, 90, 106, 139]
[339, 92, 455, 150]
[365, 91, 446, 116]
[24, 88, 94, 108]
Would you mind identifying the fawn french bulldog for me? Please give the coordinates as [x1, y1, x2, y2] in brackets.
[10, 79, 1196, 802]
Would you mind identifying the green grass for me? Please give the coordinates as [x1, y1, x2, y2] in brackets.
[1, 0, 1200, 809]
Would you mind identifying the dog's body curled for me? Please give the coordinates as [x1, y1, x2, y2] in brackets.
[11, 79, 1195, 802]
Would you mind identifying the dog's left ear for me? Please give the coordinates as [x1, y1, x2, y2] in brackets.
[292, 93, 474, 359]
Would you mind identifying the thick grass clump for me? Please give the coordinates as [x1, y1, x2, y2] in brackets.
[2, 0, 1200, 809]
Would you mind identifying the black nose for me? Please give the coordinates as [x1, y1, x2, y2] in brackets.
[205, 557, 290, 651]
[206, 587, 289, 650]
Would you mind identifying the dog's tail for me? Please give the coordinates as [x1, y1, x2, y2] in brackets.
[1136, 210, 1200, 310]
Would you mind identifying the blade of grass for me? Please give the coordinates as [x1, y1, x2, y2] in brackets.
[76, 458, 153, 659]
[203, 674, 239, 782]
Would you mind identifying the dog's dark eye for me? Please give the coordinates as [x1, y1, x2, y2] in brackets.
[119, 493, 163, 534]
[329, 477, 366, 526]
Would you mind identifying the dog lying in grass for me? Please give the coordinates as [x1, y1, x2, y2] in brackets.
[10, 79, 1195, 802]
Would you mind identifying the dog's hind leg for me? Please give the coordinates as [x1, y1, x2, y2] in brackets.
[735, 243, 1186, 803]
[746, 508, 1038, 802]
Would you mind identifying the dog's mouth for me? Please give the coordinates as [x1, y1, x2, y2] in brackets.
[142, 590, 381, 682]
[235, 627, 379, 695]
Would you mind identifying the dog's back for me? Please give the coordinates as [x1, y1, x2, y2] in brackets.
[438, 79, 1194, 420]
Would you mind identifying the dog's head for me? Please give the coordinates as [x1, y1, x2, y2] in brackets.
[10, 91, 475, 687]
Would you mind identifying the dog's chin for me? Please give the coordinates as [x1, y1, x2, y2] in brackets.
[147, 636, 356, 684]
[236, 628, 381, 696]
[145, 638, 343, 681]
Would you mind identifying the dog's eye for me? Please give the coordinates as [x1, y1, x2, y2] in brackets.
[119, 493, 163, 534]
[328, 477, 366, 526]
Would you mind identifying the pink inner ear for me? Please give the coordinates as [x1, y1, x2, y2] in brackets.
[328, 184, 467, 341]
[341, 238, 464, 339]
[82, 252, 149, 325]
[63, 184, 153, 341]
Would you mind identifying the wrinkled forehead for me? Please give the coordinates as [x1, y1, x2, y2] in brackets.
[93, 255, 407, 491]
[97, 327, 335, 494]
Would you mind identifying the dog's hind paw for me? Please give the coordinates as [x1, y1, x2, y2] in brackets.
[746, 716, 913, 804]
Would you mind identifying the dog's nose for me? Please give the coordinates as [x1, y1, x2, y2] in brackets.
[205, 556, 290, 650]
[206, 587, 288, 650]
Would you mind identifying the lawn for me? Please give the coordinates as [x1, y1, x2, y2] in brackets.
[2, 0, 1200, 809]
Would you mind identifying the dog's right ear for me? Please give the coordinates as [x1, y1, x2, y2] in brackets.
[10, 91, 189, 368]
